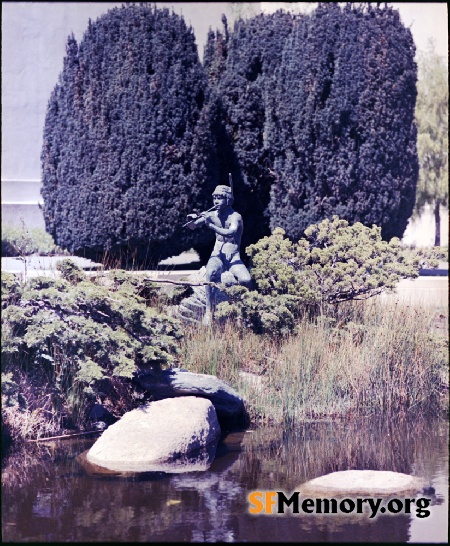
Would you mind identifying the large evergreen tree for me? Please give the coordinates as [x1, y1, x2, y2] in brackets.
[41, 4, 217, 265]
[203, 11, 296, 251]
[267, 3, 418, 241]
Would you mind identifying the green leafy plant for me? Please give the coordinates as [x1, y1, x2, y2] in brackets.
[216, 217, 445, 334]
[1, 224, 65, 257]
[1, 261, 183, 439]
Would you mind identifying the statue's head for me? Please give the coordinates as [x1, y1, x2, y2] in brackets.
[212, 185, 234, 206]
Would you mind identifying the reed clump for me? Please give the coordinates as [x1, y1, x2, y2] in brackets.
[180, 299, 448, 423]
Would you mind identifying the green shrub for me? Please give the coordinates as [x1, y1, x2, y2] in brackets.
[1, 262, 183, 439]
[42, 4, 216, 266]
[1, 272, 21, 308]
[1, 225, 66, 257]
[56, 258, 86, 284]
[216, 217, 445, 334]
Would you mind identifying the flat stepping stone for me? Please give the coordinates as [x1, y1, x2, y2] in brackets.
[298, 470, 425, 497]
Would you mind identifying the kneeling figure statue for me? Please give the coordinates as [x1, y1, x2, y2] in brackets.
[185, 184, 252, 325]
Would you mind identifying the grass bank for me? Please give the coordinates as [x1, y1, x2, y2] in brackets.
[180, 298, 448, 424]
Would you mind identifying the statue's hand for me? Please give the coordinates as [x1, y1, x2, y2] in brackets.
[184, 213, 202, 230]
[201, 212, 214, 226]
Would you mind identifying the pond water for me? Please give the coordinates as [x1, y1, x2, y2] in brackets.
[2, 416, 448, 543]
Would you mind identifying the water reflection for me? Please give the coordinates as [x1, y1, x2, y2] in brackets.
[2, 416, 448, 542]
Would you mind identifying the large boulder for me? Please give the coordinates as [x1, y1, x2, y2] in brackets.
[135, 368, 245, 422]
[86, 397, 220, 473]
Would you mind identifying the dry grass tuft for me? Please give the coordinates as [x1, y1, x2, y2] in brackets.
[179, 299, 448, 424]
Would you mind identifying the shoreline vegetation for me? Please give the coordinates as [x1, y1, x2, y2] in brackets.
[181, 301, 448, 424]
[1, 222, 449, 452]
[2, 272, 448, 451]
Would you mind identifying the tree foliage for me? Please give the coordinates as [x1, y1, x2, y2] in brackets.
[267, 3, 418, 242]
[1, 261, 183, 434]
[203, 11, 296, 251]
[42, 3, 420, 263]
[205, 4, 418, 248]
[41, 4, 217, 265]
[216, 217, 442, 335]
[414, 42, 449, 246]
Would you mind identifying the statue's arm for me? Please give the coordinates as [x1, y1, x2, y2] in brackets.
[184, 214, 207, 230]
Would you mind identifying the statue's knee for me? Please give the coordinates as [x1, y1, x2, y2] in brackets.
[238, 270, 252, 286]
[206, 268, 221, 283]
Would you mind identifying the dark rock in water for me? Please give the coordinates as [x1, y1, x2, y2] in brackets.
[87, 404, 116, 426]
[135, 368, 245, 425]
[422, 486, 436, 496]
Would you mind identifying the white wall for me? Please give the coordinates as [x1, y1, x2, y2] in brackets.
[403, 205, 449, 247]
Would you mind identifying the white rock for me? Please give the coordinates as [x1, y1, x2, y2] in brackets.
[298, 470, 425, 496]
[86, 397, 220, 472]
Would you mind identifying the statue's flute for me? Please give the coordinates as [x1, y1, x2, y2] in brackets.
[183, 205, 218, 228]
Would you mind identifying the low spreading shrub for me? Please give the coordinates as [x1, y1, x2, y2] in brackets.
[216, 216, 446, 334]
[1, 260, 183, 441]
[1, 225, 66, 257]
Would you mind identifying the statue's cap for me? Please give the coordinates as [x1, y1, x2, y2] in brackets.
[213, 185, 233, 196]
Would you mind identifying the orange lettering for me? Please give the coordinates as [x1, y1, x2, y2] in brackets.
[265, 492, 277, 514]
[248, 491, 264, 514]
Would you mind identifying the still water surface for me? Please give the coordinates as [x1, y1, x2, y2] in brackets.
[2, 416, 448, 542]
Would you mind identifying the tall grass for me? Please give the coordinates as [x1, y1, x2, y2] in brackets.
[179, 299, 448, 423]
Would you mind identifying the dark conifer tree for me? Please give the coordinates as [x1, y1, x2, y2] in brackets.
[268, 3, 418, 241]
[41, 4, 217, 265]
[203, 11, 296, 250]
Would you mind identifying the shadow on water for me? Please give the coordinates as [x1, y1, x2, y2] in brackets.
[2, 415, 448, 542]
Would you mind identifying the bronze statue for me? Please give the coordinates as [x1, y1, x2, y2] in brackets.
[185, 180, 251, 325]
